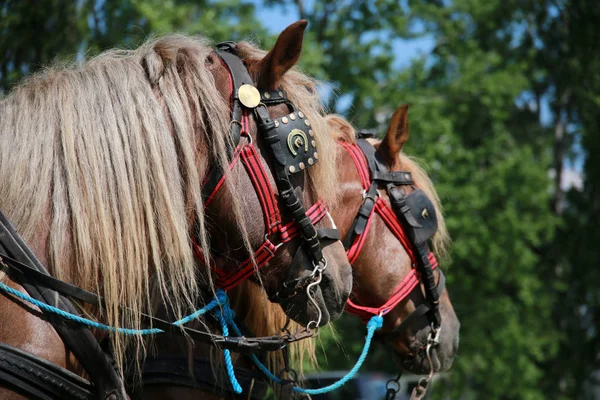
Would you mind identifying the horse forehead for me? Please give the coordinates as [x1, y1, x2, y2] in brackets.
[206, 53, 233, 101]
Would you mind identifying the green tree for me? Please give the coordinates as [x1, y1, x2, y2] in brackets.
[0, 0, 269, 94]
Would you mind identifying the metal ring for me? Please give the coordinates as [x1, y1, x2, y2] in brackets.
[310, 257, 327, 277]
[302, 230, 319, 242]
[385, 378, 401, 393]
[264, 233, 284, 251]
[242, 132, 253, 145]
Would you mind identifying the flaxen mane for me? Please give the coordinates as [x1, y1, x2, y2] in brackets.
[0, 34, 335, 373]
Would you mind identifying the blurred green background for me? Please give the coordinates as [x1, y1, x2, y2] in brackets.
[1, 0, 599, 399]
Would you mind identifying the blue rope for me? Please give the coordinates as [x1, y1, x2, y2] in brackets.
[227, 314, 384, 395]
[215, 302, 243, 394]
[0, 281, 226, 334]
[0, 281, 244, 393]
[1, 279, 383, 396]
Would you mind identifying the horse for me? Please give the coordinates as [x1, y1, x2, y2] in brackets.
[0, 20, 352, 400]
[132, 105, 460, 399]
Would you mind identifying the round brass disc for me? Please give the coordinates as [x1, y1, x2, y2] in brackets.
[238, 84, 261, 108]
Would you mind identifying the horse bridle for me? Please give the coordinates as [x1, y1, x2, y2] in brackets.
[340, 133, 445, 334]
[339, 133, 447, 399]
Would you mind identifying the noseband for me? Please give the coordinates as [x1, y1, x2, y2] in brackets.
[340, 133, 445, 334]
[195, 42, 338, 297]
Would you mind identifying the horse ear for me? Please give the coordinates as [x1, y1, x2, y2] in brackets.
[256, 20, 308, 89]
[378, 104, 409, 167]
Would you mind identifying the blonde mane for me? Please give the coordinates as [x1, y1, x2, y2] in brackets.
[0, 34, 333, 374]
[327, 114, 451, 261]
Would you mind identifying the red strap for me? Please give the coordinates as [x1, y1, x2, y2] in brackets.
[240, 144, 281, 234]
[216, 240, 279, 290]
[202, 147, 243, 208]
[345, 210, 376, 264]
[344, 253, 438, 321]
[214, 200, 329, 290]
[339, 142, 370, 189]
[374, 199, 416, 264]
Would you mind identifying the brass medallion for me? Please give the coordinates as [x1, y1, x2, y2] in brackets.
[238, 84, 261, 108]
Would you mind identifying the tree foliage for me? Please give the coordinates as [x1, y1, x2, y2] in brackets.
[1, 1, 598, 398]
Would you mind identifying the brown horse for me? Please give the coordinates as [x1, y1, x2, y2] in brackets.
[0, 21, 352, 399]
[133, 107, 459, 399]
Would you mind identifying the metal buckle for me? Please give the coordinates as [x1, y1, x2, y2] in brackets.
[362, 188, 381, 201]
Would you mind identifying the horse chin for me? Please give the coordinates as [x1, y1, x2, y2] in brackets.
[278, 286, 332, 327]
[398, 344, 455, 375]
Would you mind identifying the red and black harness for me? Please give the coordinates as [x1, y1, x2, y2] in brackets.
[340, 133, 445, 334]
[156, 134, 450, 399]
[196, 42, 339, 295]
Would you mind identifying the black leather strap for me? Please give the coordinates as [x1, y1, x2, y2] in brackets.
[215, 46, 255, 96]
[386, 270, 446, 336]
[0, 253, 302, 354]
[0, 342, 93, 400]
[342, 183, 378, 249]
[261, 89, 289, 105]
[0, 210, 126, 400]
[387, 185, 423, 229]
[356, 138, 388, 176]
[317, 228, 341, 242]
[1, 253, 101, 306]
[371, 170, 413, 185]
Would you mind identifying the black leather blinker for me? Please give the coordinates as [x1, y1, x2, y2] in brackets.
[269, 107, 318, 174]
[401, 189, 438, 245]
